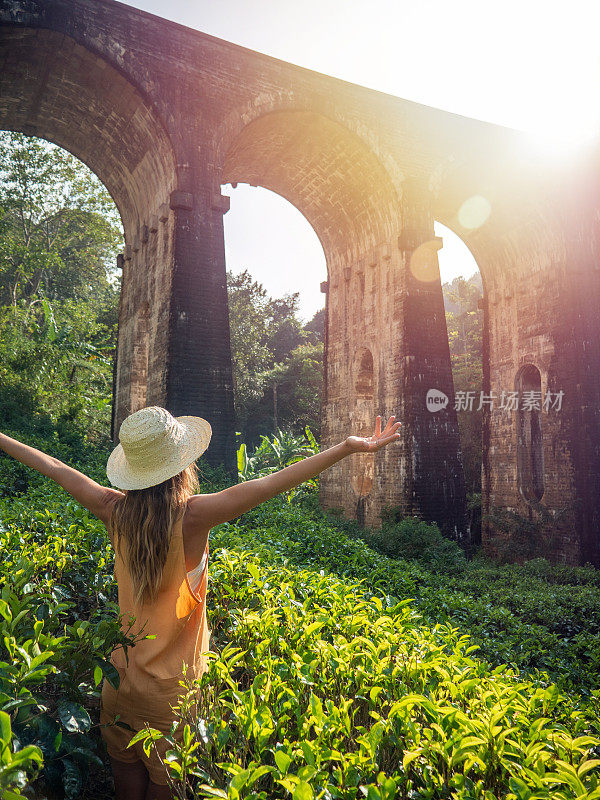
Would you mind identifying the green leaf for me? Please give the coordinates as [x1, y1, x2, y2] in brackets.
[248, 764, 274, 786]
[57, 700, 91, 734]
[63, 758, 82, 800]
[126, 729, 157, 747]
[237, 443, 247, 476]
[293, 781, 314, 800]
[96, 659, 120, 690]
[0, 711, 11, 745]
[578, 759, 600, 778]
[229, 767, 251, 793]
[275, 750, 292, 775]
[509, 776, 533, 799]
[402, 750, 421, 770]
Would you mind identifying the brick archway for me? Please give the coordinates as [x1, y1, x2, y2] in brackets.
[2, 0, 598, 563]
[217, 108, 468, 536]
[0, 25, 183, 447]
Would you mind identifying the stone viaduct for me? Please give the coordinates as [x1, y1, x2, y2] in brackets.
[1, 0, 599, 565]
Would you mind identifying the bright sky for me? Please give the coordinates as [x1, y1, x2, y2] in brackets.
[125, 0, 600, 323]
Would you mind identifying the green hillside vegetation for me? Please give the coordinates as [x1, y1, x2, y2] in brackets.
[1, 437, 599, 798]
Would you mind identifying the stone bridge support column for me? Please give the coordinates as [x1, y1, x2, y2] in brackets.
[319, 179, 468, 543]
[112, 188, 237, 480]
[480, 179, 600, 567]
[398, 179, 469, 542]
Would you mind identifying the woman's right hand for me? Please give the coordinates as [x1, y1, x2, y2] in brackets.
[344, 415, 402, 453]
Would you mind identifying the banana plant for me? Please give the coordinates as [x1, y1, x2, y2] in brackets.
[236, 426, 320, 501]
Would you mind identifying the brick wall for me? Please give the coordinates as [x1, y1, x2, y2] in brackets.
[1, 0, 598, 562]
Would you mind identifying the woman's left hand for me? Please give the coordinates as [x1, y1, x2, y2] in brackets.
[344, 415, 402, 453]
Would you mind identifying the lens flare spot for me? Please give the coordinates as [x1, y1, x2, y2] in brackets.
[409, 239, 442, 283]
[458, 195, 491, 230]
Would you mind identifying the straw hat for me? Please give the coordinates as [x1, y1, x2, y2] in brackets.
[106, 406, 212, 490]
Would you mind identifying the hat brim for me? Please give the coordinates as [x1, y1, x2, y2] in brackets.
[106, 415, 212, 490]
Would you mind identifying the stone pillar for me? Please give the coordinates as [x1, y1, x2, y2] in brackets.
[481, 181, 600, 567]
[318, 180, 468, 543]
[112, 189, 237, 481]
[558, 181, 600, 566]
[112, 240, 149, 431]
[399, 179, 469, 542]
[163, 189, 237, 480]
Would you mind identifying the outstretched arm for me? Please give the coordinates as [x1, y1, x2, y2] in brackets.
[0, 431, 122, 525]
[189, 414, 402, 529]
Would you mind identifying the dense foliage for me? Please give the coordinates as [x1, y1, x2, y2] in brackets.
[442, 273, 483, 538]
[146, 549, 600, 800]
[0, 132, 123, 442]
[0, 433, 599, 799]
[226, 269, 323, 448]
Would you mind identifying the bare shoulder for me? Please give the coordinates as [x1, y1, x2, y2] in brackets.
[103, 486, 125, 511]
[186, 492, 215, 531]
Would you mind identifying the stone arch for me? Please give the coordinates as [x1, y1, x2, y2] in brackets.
[0, 26, 178, 241]
[432, 154, 565, 294]
[214, 93, 405, 198]
[515, 363, 545, 503]
[217, 110, 402, 527]
[218, 107, 402, 269]
[0, 25, 179, 430]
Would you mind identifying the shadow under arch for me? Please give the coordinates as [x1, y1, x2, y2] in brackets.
[0, 26, 178, 240]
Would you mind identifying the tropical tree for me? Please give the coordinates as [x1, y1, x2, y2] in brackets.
[227, 267, 324, 447]
[0, 132, 123, 440]
[443, 272, 483, 500]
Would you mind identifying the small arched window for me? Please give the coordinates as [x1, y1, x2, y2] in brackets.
[351, 347, 375, 502]
[515, 364, 544, 502]
[355, 348, 374, 398]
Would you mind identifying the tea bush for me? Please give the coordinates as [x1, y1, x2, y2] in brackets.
[0, 437, 599, 797]
[216, 497, 600, 699]
[0, 495, 146, 798]
[136, 547, 600, 799]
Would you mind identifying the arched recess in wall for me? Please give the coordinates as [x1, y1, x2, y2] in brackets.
[515, 363, 545, 502]
[0, 26, 178, 424]
[350, 347, 376, 515]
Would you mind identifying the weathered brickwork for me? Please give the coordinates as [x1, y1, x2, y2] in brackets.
[1, 0, 598, 564]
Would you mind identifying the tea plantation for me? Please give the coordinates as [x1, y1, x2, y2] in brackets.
[1, 441, 599, 799]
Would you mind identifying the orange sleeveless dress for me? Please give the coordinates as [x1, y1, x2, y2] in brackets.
[99, 511, 211, 785]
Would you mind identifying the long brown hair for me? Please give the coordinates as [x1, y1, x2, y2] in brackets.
[108, 462, 201, 605]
